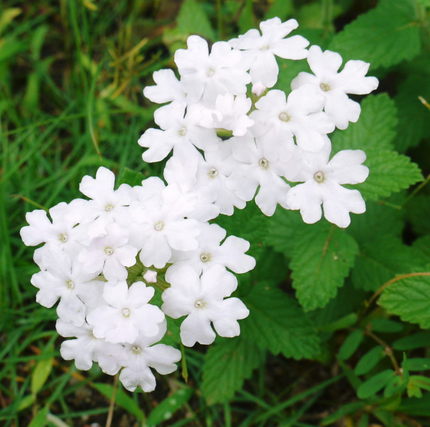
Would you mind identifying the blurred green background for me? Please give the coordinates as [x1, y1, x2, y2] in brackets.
[1, 0, 430, 426]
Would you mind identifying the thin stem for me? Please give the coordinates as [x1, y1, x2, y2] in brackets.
[365, 328, 400, 374]
[105, 374, 119, 427]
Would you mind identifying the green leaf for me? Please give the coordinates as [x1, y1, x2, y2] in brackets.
[399, 393, 430, 416]
[351, 235, 421, 291]
[17, 394, 35, 411]
[357, 369, 395, 399]
[28, 406, 48, 427]
[359, 148, 422, 201]
[201, 337, 264, 404]
[332, 94, 397, 152]
[338, 329, 364, 361]
[147, 387, 193, 426]
[238, 0, 255, 33]
[354, 346, 385, 376]
[242, 281, 321, 358]
[370, 318, 404, 334]
[265, 0, 294, 20]
[216, 202, 269, 259]
[92, 382, 144, 421]
[31, 357, 53, 395]
[176, 0, 215, 40]
[329, 0, 421, 69]
[379, 275, 430, 328]
[290, 224, 359, 310]
[393, 331, 430, 350]
[322, 401, 365, 425]
[404, 358, 430, 371]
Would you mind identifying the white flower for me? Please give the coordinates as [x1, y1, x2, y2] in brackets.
[143, 69, 187, 107]
[291, 45, 378, 129]
[175, 35, 250, 103]
[87, 281, 165, 343]
[230, 17, 309, 87]
[78, 223, 137, 280]
[57, 320, 123, 374]
[168, 223, 255, 276]
[138, 103, 219, 162]
[162, 265, 249, 347]
[20, 201, 84, 252]
[285, 143, 369, 227]
[231, 135, 292, 215]
[251, 86, 334, 151]
[119, 324, 181, 392]
[129, 179, 201, 268]
[197, 93, 254, 137]
[31, 249, 103, 326]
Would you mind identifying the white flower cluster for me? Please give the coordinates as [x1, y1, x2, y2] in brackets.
[21, 17, 377, 392]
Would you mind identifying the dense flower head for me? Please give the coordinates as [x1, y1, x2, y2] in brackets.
[21, 16, 377, 393]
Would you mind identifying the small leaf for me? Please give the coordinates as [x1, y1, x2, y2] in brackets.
[393, 331, 430, 351]
[28, 407, 49, 427]
[147, 387, 193, 426]
[31, 357, 53, 395]
[370, 318, 405, 334]
[404, 358, 430, 371]
[354, 346, 385, 376]
[176, 0, 215, 40]
[338, 329, 364, 361]
[17, 395, 35, 411]
[357, 370, 395, 399]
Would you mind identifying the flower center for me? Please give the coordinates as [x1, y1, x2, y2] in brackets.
[260, 44, 270, 51]
[178, 127, 187, 137]
[154, 220, 165, 231]
[313, 170, 325, 183]
[104, 246, 114, 255]
[200, 252, 211, 263]
[58, 233, 68, 243]
[278, 111, 290, 122]
[131, 345, 141, 354]
[206, 67, 215, 77]
[65, 280, 75, 289]
[122, 307, 131, 318]
[104, 203, 114, 212]
[320, 82, 331, 92]
[258, 158, 270, 169]
[194, 299, 206, 309]
[207, 167, 218, 178]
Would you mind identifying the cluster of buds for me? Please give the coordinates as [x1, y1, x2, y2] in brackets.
[21, 17, 377, 392]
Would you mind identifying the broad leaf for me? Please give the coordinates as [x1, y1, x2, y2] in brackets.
[290, 224, 359, 310]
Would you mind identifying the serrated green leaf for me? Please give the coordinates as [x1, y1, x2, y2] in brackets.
[413, 235, 430, 261]
[147, 387, 193, 426]
[351, 235, 421, 291]
[379, 275, 430, 328]
[242, 281, 321, 358]
[355, 346, 385, 376]
[357, 369, 395, 399]
[329, 0, 421, 69]
[332, 94, 397, 152]
[338, 329, 364, 361]
[176, 0, 215, 40]
[201, 337, 264, 404]
[31, 357, 53, 395]
[393, 331, 430, 350]
[290, 224, 359, 310]
[92, 382, 144, 421]
[359, 149, 422, 201]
